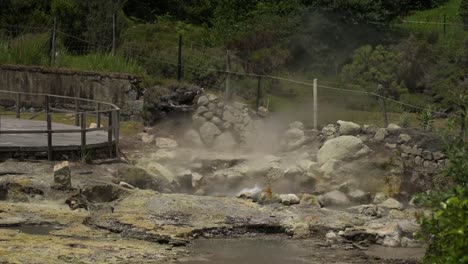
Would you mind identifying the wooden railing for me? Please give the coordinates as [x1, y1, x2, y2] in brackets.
[0, 90, 120, 160]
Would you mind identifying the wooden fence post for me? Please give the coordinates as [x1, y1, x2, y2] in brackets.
[47, 114, 53, 161]
[313, 78, 318, 130]
[112, 11, 117, 55]
[378, 84, 389, 127]
[80, 112, 86, 161]
[114, 109, 120, 157]
[256, 76, 262, 111]
[225, 49, 231, 100]
[108, 111, 113, 158]
[74, 99, 80, 126]
[177, 34, 183, 81]
[49, 17, 57, 66]
[96, 102, 101, 128]
[15, 93, 21, 119]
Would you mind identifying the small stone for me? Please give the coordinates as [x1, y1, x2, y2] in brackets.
[195, 106, 209, 115]
[433, 151, 445, 160]
[155, 137, 178, 149]
[199, 122, 222, 146]
[373, 192, 388, 204]
[203, 111, 214, 120]
[89, 122, 98, 129]
[197, 96, 209, 106]
[207, 103, 217, 111]
[401, 237, 420, 248]
[398, 134, 411, 143]
[325, 231, 337, 240]
[347, 189, 371, 203]
[379, 198, 404, 210]
[385, 143, 397, 149]
[422, 151, 433, 160]
[119, 181, 135, 189]
[53, 161, 71, 190]
[279, 194, 300, 206]
[140, 133, 154, 144]
[374, 128, 388, 142]
[400, 144, 412, 154]
[318, 190, 350, 206]
[387, 123, 401, 134]
[194, 189, 206, 196]
[191, 173, 203, 188]
[192, 115, 206, 129]
[207, 94, 218, 102]
[414, 156, 423, 166]
[299, 194, 321, 207]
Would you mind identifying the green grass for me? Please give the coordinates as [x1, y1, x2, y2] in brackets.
[398, 0, 467, 52]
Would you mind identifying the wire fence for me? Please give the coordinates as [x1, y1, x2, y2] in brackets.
[0, 17, 466, 131]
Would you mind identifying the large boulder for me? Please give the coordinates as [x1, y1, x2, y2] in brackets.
[317, 136, 370, 165]
[337, 120, 361, 136]
[199, 122, 222, 146]
[184, 129, 204, 148]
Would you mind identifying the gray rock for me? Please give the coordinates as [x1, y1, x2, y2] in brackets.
[387, 123, 401, 134]
[290, 121, 305, 130]
[373, 192, 388, 204]
[401, 237, 421, 248]
[140, 133, 154, 144]
[398, 134, 411, 143]
[53, 161, 71, 190]
[347, 189, 371, 203]
[207, 103, 217, 111]
[184, 129, 204, 148]
[317, 136, 370, 165]
[192, 115, 206, 129]
[379, 198, 404, 210]
[319, 159, 341, 179]
[379, 223, 402, 247]
[195, 106, 209, 115]
[318, 190, 351, 206]
[385, 143, 397, 149]
[207, 94, 218, 102]
[374, 128, 388, 142]
[433, 151, 445, 160]
[325, 231, 337, 241]
[213, 132, 237, 151]
[150, 149, 177, 162]
[211, 116, 223, 127]
[299, 194, 320, 207]
[199, 122, 222, 146]
[191, 173, 203, 188]
[222, 110, 237, 124]
[197, 96, 209, 106]
[321, 124, 337, 138]
[145, 162, 176, 184]
[422, 150, 433, 160]
[279, 194, 300, 206]
[337, 120, 361, 135]
[414, 156, 423, 166]
[400, 144, 412, 154]
[203, 111, 214, 120]
[362, 125, 379, 135]
[155, 137, 178, 149]
[119, 181, 135, 189]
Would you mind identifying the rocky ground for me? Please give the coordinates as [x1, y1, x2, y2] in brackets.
[0, 93, 446, 263]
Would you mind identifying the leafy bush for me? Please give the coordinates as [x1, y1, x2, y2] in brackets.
[418, 107, 436, 131]
[461, 0, 468, 24]
[399, 112, 412, 128]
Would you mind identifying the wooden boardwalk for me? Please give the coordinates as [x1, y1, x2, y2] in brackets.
[0, 118, 109, 151]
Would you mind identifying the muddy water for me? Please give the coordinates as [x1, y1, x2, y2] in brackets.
[176, 237, 424, 264]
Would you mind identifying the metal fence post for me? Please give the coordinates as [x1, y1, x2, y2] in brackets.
[15, 93, 21, 119]
[256, 76, 262, 111]
[108, 111, 113, 158]
[378, 84, 389, 127]
[74, 99, 80, 126]
[49, 17, 57, 66]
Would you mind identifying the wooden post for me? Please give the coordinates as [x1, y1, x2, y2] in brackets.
[177, 34, 183, 81]
[96, 102, 101, 128]
[114, 109, 120, 157]
[80, 112, 86, 161]
[47, 113, 53, 161]
[15, 93, 21, 119]
[378, 84, 389, 127]
[112, 11, 117, 55]
[256, 76, 262, 111]
[45, 95, 50, 114]
[49, 17, 57, 66]
[313, 78, 318, 130]
[443, 14, 447, 37]
[74, 99, 79, 126]
[108, 111, 113, 158]
[225, 49, 231, 100]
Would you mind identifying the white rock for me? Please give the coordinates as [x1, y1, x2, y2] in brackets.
[140, 133, 155, 144]
[398, 134, 411, 143]
[191, 173, 203, 188]
[53, 161, 71, 189]
[89, 122, 98, 129]
[317, 136, 370, 165]
[321, 124, 337, 138]
[146, 162, 176, 183]
[155, 137, 178, 149]
[337, 120, 361, 135]
[373, 192, 388, 204]
[319, 159, 341, 179]
[325, 231, 337, 240]
[299, 194, 320, 207]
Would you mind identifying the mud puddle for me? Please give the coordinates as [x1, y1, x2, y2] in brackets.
[364, 245, 425, 261]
